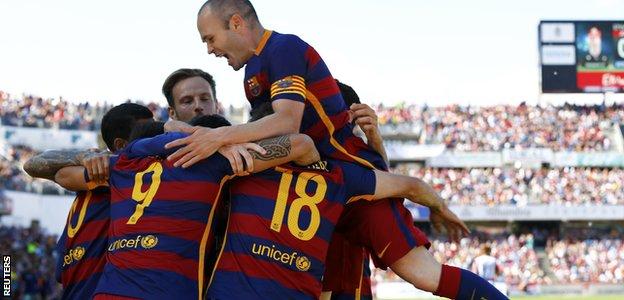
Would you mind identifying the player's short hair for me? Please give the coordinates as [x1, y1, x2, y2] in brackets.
[101, 103, 153, 151]
[190, 114, 232, 128]
[162, 68, 217, 109]
[198, 0, 259, 29]
[336, 79, 360, 106]
[481, 244, 492, 255]
[128, 121, 165, 142]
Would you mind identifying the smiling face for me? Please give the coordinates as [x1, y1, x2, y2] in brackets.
[197, 8, 254, 71]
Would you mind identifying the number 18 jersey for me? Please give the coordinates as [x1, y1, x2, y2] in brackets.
[208, 160, 376, 299]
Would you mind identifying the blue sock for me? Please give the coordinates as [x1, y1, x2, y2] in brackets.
[434, 265, 508, 300]
[456, 268, 508, 300]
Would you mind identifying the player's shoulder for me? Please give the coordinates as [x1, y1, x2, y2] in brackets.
[267, 31, 309, 53]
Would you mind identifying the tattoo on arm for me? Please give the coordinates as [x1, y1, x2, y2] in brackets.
[249, 136, 292, 161]
[23, 149, 93, 181]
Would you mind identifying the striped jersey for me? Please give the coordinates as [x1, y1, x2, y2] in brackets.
[244, 30, 386, 171]
[55, 172, 110, 300]
[207, 160, 376, 299]
[94, 132, 233, 299]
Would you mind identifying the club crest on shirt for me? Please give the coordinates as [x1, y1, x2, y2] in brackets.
[246, 76, 262, 97]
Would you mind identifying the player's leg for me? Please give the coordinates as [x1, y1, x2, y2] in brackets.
[390, 246, 509, 300]
[322, 231, 373, 300]
[337, 198, 430, 270]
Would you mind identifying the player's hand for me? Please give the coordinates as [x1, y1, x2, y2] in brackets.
[164, 119, 193, 132]
[165, 127, 225, 168]
[350, 104, 382, 143]
[430, 204, 470, 243]
[81, 152, 111, 184]
[218, 143, 266, 176]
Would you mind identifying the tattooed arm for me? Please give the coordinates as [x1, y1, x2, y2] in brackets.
[23, 149, 98, 181]
[215, 133, 319, 175]
[216, 133, 318, 175]
[250, 134, 320, 169]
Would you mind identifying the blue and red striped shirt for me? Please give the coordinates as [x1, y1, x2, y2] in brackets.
[55, 176, 110, 300]
[207, 160, 376, 299]
[94, 132, 233, 299]
[244, 30, 386, 171]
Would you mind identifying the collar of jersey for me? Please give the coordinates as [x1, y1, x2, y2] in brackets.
[254, 29, 273, 56]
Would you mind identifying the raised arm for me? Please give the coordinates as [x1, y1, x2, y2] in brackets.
[350, 103, 388, 165]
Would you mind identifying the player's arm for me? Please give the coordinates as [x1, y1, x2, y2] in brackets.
[54, 166, 95, 191]
[247, 133, 319, 173]
[214, 133, 319, 175]
[164, 100, 304, 168]
[371, 170, 470, 242]
[23, 149, 110, 182]
[371, 170, 444, 211]
[350, 103, 388, 164]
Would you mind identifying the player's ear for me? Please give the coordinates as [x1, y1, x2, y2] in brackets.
[113, 138, 128, 152]
[168, 106, 177, 119]
[230, 13, 243, 30]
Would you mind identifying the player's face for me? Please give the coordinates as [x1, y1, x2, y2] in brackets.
[169, 76, 217, 123]
[197, 9, 252, 71]
[588, 27, 602, 58]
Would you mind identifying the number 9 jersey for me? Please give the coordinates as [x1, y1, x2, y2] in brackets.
[94, 132, 234, 299]
[207, 160, 376, 299]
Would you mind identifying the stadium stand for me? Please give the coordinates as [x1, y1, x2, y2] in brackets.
[2, 94, 624, 298]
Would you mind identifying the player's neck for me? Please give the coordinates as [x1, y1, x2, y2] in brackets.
[250, 25, 266, 50]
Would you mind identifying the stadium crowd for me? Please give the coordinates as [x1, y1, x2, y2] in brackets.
[0, 224, 62, 299]
[547, 230, 624, 284]
[0, 91, 112, 131]
[3, 91, 624, 154]
[0, 144, 69, 195]
[373, 229, 624, 293]
[376, 102, 623, 151]
[394, 166, 624, 206]
[0, 91, 169, 131]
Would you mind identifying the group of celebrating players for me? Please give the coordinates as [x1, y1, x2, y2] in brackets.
[23, 1, 509, 299]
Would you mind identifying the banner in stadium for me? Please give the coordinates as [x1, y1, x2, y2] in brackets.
[448, 204, 624, 221]
[408, 204, 624, 221]
[502, 148, 554, 167]
[0, 191, 74, 235]
[0, 126, 99, 151]
[426, 152, 502, 167]
[385, 143, 445, 161]
[553, 151, 624, 167]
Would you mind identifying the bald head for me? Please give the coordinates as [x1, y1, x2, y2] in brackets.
[198, 0, 259, 29]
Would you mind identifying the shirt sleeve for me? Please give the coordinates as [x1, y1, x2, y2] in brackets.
[267, 36, 308, 103]
[205, 153, 234, 178]
[83, 168, 109, 190]
[125, 132, 189, 159]
[340, 161, 377, 202]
